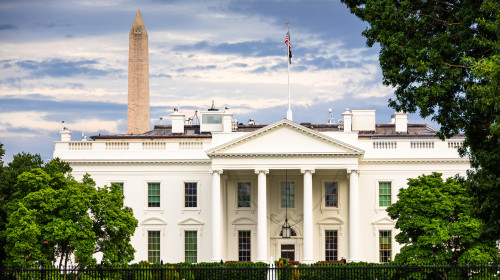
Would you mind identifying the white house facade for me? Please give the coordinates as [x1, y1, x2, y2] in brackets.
[53, 108, 469, 264]
[52, 10, 469, 265]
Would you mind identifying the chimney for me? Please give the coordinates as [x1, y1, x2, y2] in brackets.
[342, 108, 352, 132]
[60, 127, 72, 142]
[171, 109, 185, 134]
[393, 112, 408, 133]
[222, 107, 233, 133]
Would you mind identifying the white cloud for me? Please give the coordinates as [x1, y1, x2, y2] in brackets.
[0, 111, 122, 138]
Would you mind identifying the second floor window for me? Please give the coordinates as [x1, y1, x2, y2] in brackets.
[238, 182, 251, 208]
[379, 182, 392, 207]
[185, 182, 197, 207]
[111, 182, 124, 195]
[148, 183, 160, 207]
[325, 182, 338, 207]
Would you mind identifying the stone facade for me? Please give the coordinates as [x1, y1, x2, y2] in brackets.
[127, 9, 150, 134]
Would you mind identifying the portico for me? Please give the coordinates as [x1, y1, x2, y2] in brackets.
[207, 119, 363, 263]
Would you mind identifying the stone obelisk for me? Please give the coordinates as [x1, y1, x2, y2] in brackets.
[127, 9, 150, 134]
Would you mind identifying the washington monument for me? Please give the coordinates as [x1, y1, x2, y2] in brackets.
[127, 9, 150, 134]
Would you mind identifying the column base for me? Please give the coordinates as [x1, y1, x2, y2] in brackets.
[348, 258, 361, 262]
[302, 259, 314, 264]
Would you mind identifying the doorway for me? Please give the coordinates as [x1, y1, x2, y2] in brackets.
[281, 244, 295, 261]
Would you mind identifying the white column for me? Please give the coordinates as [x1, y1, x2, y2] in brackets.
[348, 169, 360, 262]
[255, 169, 269, 262]
[301, 169, 315, 264]
[210, 169, 223, 262]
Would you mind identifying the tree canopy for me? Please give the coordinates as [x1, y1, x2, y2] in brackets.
[387, 173, 497, 269]
[0, 146, 138, 267]
[341, 0, 500, 238]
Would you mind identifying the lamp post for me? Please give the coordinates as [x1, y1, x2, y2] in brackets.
[282, 170, 291, 239]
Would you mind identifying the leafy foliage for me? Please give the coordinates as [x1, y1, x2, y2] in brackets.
[386, 173, 497, 269]
[341, 0, 500, 238]
[0, 149, 138, 267]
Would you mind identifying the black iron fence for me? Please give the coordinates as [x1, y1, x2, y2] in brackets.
[1, 262, 499, 280]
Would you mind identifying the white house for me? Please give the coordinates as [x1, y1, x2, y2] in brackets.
[52, 10, 469, 264]
[53, 107, 468, 264]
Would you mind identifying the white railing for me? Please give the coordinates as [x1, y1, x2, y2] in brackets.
[179, 141, 203, 150]
[106, 142, 129, 151]
[411, 141, 434, 149]
[373, 141, 397, 149]
[143, 142, 166, 150]
[448, 141, 464, 149]
[69, 142, 92, 150]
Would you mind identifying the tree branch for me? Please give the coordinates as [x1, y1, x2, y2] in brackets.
[442, 62, 471, 69]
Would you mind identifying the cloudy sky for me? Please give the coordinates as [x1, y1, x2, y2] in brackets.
[0, 0, 434, 163]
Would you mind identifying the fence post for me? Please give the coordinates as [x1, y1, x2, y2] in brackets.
[343, 261, 346, 280]
[220, 259, 224, 280]
[160, 260, 164, 280]
[40, 261, 45, 280]
[100, 260, 104, 280]
[465, 258, 469, 280]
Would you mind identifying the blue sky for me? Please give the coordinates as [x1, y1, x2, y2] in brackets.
[0, 0, 434, 163]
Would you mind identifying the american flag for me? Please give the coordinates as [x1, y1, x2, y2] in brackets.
[285, 30, 292, 64]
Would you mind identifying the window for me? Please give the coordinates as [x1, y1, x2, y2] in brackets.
[110, 182, 123, 195]
[185, 182, 197, 207]
[238, 231, 251, 261]
[202, 114, 222, 124]
[185, 231, 197, 263]
[379, 182, 391, 207]
[379, 230, 392, 263]
[111, 182, 124, 195]
[325, 182, 338, 207]
[148, 183, 160, 207]
[281, 182, 295, 208]
[148, 231, 160, 263]
[325, 230, 338, 261]
[238, 182, 251, 208]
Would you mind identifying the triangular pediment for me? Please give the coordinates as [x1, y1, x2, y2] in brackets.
[372, 217, 396, 226]
[207, 119, 363, 156]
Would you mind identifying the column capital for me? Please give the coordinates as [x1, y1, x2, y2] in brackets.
[347, 169, 359, 174]
[210, 169, 223, 175]
[300, 168, 315, 174]
[254, 169, 269, 175]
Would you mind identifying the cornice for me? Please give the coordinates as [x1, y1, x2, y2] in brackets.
[65, 159, 212, 166]
[209, 152, 363, 158]
[361, 158, 469, 163]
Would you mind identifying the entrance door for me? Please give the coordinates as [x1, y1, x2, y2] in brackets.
[281, 244, 295, 261]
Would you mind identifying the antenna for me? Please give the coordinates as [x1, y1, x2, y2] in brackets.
[327, 108, 335, 124]
[208, 100, 218, 111]
[192, 110, 200, 125]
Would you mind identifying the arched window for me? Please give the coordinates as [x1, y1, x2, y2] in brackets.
[280, 227, 297, 237]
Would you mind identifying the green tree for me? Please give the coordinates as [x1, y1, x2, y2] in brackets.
[340, 0, 500, 238]
[0, 151, 44, 265]
[1, 154, 138, 267]
[387, 173, 497, 270]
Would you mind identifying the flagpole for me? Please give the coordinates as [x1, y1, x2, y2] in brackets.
[286, 22, 293, 121]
